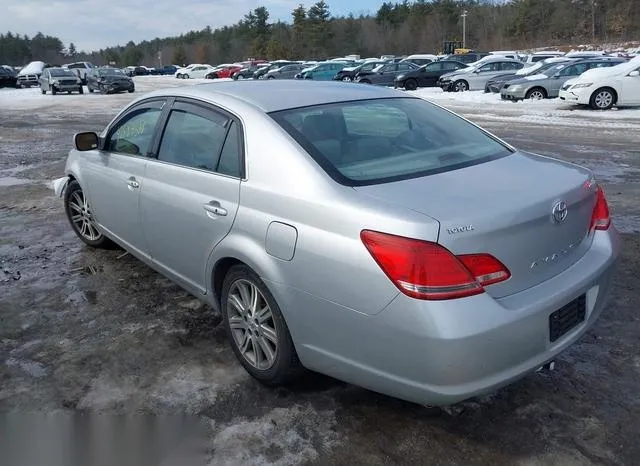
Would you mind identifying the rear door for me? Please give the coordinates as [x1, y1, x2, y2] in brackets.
[82, 99, 167, 255]
[139, 99, 243, 295]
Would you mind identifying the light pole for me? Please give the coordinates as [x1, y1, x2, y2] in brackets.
[461, 10, 468, 49]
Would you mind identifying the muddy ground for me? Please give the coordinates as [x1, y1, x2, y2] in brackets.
[1, 81, 639, 465]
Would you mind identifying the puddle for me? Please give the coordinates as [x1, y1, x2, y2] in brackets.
[0, 176, 32, 187]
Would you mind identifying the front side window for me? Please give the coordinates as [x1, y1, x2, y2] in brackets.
[157, 107, 230, 172]
[271, 98, 511, 186]
[107, 107, 162, 156]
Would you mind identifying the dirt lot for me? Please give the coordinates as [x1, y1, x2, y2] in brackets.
[1, 79, 639, 465]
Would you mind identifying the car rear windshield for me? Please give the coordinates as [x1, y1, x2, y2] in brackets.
[50, 69, 75, 77]
[270, 97, 512, 186]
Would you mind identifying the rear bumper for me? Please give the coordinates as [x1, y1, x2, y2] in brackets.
[286, 227, 621, 406]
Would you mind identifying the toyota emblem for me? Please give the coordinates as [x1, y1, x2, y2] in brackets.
[552, 201, 568, 224]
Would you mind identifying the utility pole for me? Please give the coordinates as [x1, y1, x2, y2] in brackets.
[461, 10, 468, 49]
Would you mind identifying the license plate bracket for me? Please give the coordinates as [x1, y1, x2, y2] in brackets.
[549, 294, 586, 342]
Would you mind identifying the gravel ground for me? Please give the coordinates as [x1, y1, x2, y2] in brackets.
[1, 77, 639, 465]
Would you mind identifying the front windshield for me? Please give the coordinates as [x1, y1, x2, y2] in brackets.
[516, 62, 543, 75]
[98, 68, 124, 76]
[50, 69, 75, 77]
[270, 97, 511, 186]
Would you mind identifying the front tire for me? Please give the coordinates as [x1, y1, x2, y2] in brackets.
[590, 87, 616, 110]
[51, 87, 57, 95]
[404, 78, 418, 91]
[453, 80, 468, 92]
[525, 87, 546, 100]
[64, 180, 113, 248]
[78, 87, 83, 94]
[221, 265, 303, 386]
[342, 76, 352, 82]
[41, 89, 46, 94]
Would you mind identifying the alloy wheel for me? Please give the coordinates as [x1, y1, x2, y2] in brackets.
[226, 279, 278, 370]
[594, 90, 613, 109]
[528, 90, 545, 100]
[68, 189, 102, 241]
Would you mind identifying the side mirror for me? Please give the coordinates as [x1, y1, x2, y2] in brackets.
[74, 132, 99, 151]
[629, 70, 640, 77]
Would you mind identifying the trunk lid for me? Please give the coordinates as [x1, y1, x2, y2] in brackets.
[354, 152, 596, 298]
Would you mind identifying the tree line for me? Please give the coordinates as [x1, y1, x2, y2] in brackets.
[1, 0, 639, 67]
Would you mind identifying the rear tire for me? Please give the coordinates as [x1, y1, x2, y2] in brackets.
[404, 78, 418, 91]
[267, 76, 275, 80]
[88, 86, 94, 93]
[342, 76, 352, 82]
[78, 87, 83, 94]
[221, 265, 304, 386]
[590, 87, 616, 110]
[64, 180, 114, 249]
[41, 89, 46, 95]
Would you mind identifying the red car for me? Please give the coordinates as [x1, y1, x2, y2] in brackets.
[206, 64, 243, 79]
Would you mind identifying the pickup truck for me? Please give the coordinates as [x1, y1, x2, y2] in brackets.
[64, 62, 96, 84]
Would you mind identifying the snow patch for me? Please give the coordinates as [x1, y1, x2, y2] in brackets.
[209, 406, 340, 466]
[149, 365, 248, 414]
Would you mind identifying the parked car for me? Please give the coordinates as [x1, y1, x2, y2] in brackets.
[64, 62, 95, 83]
[263, 64, 305, 80]
[233, 62, 270, 80]
[55, 80, 619, 407]
[158, 65, 178, 75]
[17, 61, 49, 88]
[400, 54, 438, 66]
[394, 60, 468, 90]
[488, 51, 523, 61]
[356, 62, 419, 86]
[559, 57, 640, 109]
[206, 65, 242, 79]
[0, 66, 18, 88]
[439, 58, 525, 92]
[175, 64, 204, 79]
[522, 51, 565, 64]
[443, 52, 490, 64]
[130, 66, 150, 76]
[484, 57, 574, 93]
[179, 65, 216, 79]
[86, 67, 134, 94]
[296, 62, 346, 80]
[39, 67, 83, 95]
[254, 61, 298, 79]
[333, 60, 387, 82]
[501, 57, 627, 101]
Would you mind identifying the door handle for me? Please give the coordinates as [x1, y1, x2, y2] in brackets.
[126, 176, 140, 189]
[203, 201, 227, 217]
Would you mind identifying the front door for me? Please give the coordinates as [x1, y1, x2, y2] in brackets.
[82, 99, 166, 256]
[622, 67, 640, 105]
[140, 100, 242, 295]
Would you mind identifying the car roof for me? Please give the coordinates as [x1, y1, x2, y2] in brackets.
[147, 80, 407, 113]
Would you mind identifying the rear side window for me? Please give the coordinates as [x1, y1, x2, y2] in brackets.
[270, 98, 511, 186]
[157, 109, 229, 171]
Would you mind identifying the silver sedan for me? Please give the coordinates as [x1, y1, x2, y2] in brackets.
[56, 81, 620, 406]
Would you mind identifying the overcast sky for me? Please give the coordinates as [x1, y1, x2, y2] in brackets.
[2, 0, 376, 52]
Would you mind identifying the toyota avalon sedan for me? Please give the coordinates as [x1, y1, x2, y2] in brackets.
[54, 81, 620, 406]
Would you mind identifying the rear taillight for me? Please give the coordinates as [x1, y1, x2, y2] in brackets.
[360, 230, 511, 301]
[590, 185, 611, 231]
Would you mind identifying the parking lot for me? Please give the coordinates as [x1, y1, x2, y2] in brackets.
[1, 76, 639, 465]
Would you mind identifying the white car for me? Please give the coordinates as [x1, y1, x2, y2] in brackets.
[175, 64, 205, 79]
[558, 57, 640, 109]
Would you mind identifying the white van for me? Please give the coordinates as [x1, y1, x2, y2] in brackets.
[523, 51, 565, 63]
[489, 51, 523, 61]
